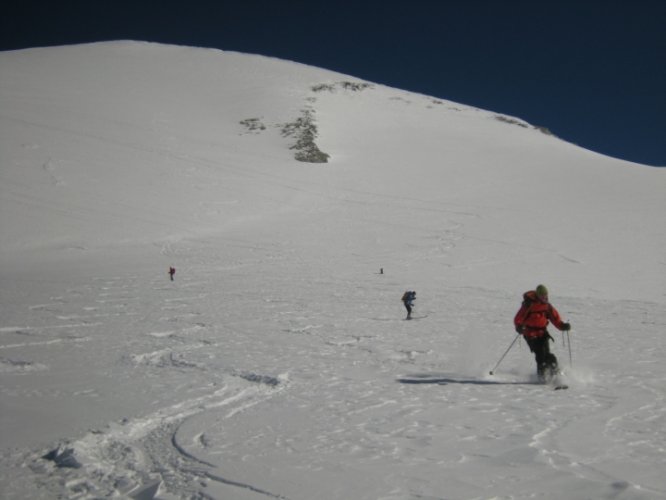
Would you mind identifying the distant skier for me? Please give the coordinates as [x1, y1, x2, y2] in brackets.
[514, 284, 571, 382]
[169, 266, 176, 281]
[401, 290, 416, 319]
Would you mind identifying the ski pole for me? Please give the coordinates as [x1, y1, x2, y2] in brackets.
[489, 334, 521, 375]
[567, 331, 573, 367]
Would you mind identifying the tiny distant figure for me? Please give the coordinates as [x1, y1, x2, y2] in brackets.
[380, 268, 384, 274]
[514, 284, 571, 382]
[169, 266, 176, 281]
[401, 290, 416, 319]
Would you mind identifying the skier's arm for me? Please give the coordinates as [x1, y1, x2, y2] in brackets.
[548, 305, 569, 331]
[514, 304, 528, 331]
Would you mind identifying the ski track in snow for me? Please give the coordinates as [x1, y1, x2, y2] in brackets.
[2, 244, 665, 499]
[1, 271, 292, 499]
[2, 266, 664, 499]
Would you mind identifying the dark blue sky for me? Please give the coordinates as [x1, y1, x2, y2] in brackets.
[2, 0, 665, 166]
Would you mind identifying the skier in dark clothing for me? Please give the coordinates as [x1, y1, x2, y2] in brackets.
[514, 285, 571, 382]
[169, 266, 176, 281]
[401, 291, 416, 319]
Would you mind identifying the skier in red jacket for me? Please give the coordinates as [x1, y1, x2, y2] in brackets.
[514, 285, 571, 382]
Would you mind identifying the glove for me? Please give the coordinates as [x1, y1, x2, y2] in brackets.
[515, 325, 525, 334]
[561, 322, 571, 331]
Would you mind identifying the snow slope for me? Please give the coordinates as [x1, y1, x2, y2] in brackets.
[1, 41, 665, 499]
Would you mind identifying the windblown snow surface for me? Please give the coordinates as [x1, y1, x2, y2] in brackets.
[1, 42, 665, 500]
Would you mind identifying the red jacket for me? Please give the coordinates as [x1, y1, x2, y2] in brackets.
[514, 290, 566, 338]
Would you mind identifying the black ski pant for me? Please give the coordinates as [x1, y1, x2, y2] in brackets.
[524, 333, 558, 377]
[403, 302, 412, 318]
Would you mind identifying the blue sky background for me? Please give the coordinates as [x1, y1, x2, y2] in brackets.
[2, 0, 664, 166]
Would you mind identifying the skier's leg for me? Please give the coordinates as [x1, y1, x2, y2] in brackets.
[543, 339, 559, 379]
[528, 337, 549, 382]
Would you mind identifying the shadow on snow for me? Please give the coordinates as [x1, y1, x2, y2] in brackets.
[397, 374, 539, 386]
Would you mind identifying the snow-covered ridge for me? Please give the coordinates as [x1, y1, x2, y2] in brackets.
[1, 42, 665, 499]
[2, 41, 662, 301]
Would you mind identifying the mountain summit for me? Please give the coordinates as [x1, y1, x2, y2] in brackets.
[1, 41, 663, 301]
